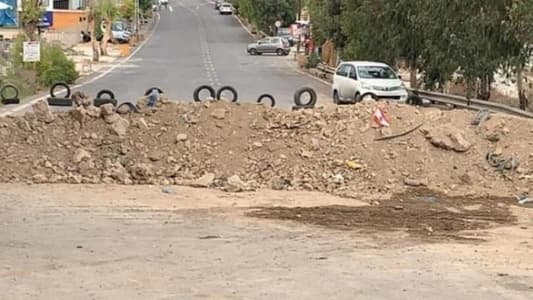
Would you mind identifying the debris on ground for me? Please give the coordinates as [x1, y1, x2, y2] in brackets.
[1, 100, 532, 196]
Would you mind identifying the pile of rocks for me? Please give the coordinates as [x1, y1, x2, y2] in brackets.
[0, 98, 532, 197]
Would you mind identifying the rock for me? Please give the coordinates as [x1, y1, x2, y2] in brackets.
[211, 108, 227, 120]
[423, 126, 471, 152]
[138, 118, 149, 129]
[32, 174, 47, 183]
[72, 91, 91, 107]
[86, 106, 101, 118]
[191, 173, 215, 188]
[404, 177, 428, 187]
[270, 176, 288, 190]
[70, 107, 86, 125]
[32, 100, 54, 123]
[311, 138, 320, 150]
[73, 148, 91, 163]
[100, 103, 115, 117]
[486, 132, 500, 142]
[130, 163, 153, 180]
[104, 114, 120, 124]
[148, 151, 162, 162]
[226, 175, 248, 192]
[110, 116, 130, 136]
[176, 133, 188, 142]
[109, 163, 130, 184]
[252, 141, 263, 148]
[301, 150, 313, 158]
[333, 174, 344, 184]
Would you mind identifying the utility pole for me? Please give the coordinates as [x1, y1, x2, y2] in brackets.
[297, 0, 302, 21]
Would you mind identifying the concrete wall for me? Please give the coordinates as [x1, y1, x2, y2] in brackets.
[50, 10, 89, 31]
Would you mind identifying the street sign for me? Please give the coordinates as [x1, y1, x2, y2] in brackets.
[23, 41, 40, 62]
[275, 21, 282, 28]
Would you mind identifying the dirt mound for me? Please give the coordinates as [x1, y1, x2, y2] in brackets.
[0, 98, 532, 197]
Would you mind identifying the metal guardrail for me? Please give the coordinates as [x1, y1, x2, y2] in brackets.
[315, 63, 533, 119]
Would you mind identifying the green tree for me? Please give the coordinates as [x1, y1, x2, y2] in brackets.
[20, 0, 43, 41]
[96, 0, 120, 56]
[236, 0, 297, 35]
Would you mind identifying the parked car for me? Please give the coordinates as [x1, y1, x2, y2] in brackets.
[215, 0, 223, 10]
[332, 61, 408, 103]
[277, 27, 295, 47]
[219, 3, 233, 15]
[247, 37, 291, 56]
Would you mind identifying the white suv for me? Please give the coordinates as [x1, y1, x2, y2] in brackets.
[219, 3, 233, 15]
[332, 61, 408, 103]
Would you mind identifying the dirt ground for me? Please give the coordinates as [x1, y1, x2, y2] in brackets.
[1, 184, 532, 299]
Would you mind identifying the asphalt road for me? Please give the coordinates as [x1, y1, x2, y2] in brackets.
[70, 0, 330, 108]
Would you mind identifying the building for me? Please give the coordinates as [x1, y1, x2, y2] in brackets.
[0, 0, 89, 42]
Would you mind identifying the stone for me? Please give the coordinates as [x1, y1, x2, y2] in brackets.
[191, 173, 215, 188]
[270, 176, 287, 190]
[226, 175, 248, 192]
[110, 117, 130, 136]
[253, 141, 263, 148]
[73, 148, 91, 163]
[100, 103, 115, 116]
[86, 106, 101, 118]
[176, 133, 188, 142]
[333, 174, 345, 184]
[72, 91, 91, 107]
[404, 177, 428, 187]
[109, 163, 130, 184]
[130, 163, 153, 180]
[301, 150, 313, 158]
[211, 108, 227, 120]
[104, 114, 120, 124]
[423, 127, 471, 152]
[138, 118, 149, 129]
[70, 107, 87, 125]
[32, 100, 54, 123]
[32, 174, 47, 183]
[311, 138, 320, 151]
[148, 151, 162, 162]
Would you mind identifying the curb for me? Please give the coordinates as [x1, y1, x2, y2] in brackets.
[0, 13, 162, 117]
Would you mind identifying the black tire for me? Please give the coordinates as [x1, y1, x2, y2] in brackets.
[193, 85, 216, 102]
[0, 84, 20, 104]
[216, 86, 238, 102]
[1, 84, 19, 99]
[257, 94, 275, 107]
[50, 82, 71, 98]
[47, 97, 73, 107]
[354, 93, 362, 102]
[94, 98, 118, 107]
[144, 87, 164, 96]
[96, 89, 115, 100]
[294, 87, 317, 107]
[333, 91, 340, 104]
[276, 49, 284, 56]
[250, 48, 257, 55]
[116, 102, 138, 114]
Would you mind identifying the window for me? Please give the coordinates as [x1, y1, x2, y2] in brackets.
[272, 38, 281, 44]
[336, 64, 350, 77]
[348, 66, 357, 80]
[357, 65, 397, 79]
[53, 0, 69, 9]
[259, 38, 270, 44]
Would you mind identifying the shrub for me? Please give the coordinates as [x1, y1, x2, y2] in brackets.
[37, 44, 79, 86]
[306, 52, 321, 69]
[10, 35, 79, 87]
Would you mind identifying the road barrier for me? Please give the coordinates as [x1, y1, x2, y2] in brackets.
[94, 89, 118, 107]
[257, 94, 276, 107]
[0, 84, 20, 105]
[193, 85, 216, 102]
[47, 82, 73, 107]
[293, 87, 317, 110]
[315, 63, 533, 119]
[217, 86, 238, 102]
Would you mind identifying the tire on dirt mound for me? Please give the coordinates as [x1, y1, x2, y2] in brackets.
[216, 86, 238, 102]
[193, 85, 216, 102]
[294, 87, 317, 107]
[257, 94, 275, 107]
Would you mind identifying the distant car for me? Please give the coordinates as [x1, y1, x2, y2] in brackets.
[332, 61, 408, 104]
[247, 37, 291, 56]
[215, 0, 223, 9]
[277, 27, 295, 47]
[219, 3, 233, 15]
